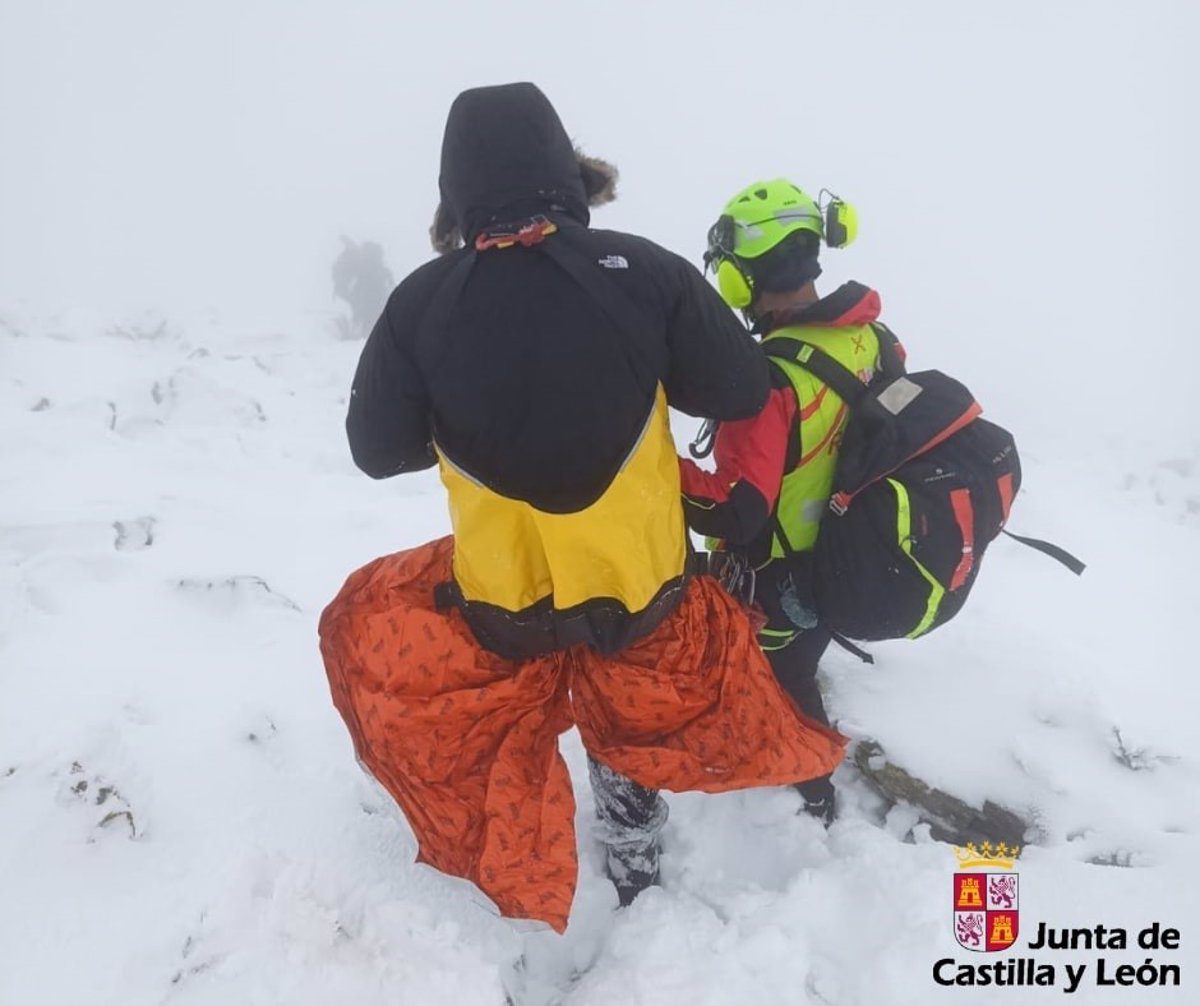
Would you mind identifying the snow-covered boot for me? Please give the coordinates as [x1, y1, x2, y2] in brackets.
[606, 839, 662, 907]
[588, 757, 669, 906]
[796, 774, 837, 827]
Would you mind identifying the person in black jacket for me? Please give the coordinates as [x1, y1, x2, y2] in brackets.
[344, 82, 770, 905]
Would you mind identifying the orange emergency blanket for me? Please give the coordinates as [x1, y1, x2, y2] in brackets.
[319, 536, 845, 931]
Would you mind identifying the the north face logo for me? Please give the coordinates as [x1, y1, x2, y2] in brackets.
[598, 255, 629, 269]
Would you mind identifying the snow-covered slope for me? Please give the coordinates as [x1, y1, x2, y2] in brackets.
[2, 310, 1197, 1005]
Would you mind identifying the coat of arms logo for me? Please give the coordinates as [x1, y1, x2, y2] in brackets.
[953, 843, 1020, 952]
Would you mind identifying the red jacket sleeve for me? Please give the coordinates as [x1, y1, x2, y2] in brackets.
[679, 385, 796, 546]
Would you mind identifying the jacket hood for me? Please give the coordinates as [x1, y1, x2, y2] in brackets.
[755, 281, 881, 334]
[431, 82, 617, 254]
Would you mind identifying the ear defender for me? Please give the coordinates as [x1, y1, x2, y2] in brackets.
[706, 213, 755, 309]
[715, 257, 754, 309]
[821, 192, 858, 249]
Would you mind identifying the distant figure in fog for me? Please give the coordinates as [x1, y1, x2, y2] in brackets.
[332, 236, 394, 339]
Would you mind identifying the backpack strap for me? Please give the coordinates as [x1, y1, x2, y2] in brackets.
[830, 632, 875, 665]
[762, 338, 869, 556]
[870, 321, 908, 381]
[418, 250, 479, 345]
[762, 337, 871, 409]
[536, 230, 656, 374]
[772, 512, 798, 557]
[422, 220, 659, 397]
[426, 216, 653, 359]
[1001, 529, 1087, 575]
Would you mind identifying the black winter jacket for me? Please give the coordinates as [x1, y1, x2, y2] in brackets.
[345, 82, 768, 655]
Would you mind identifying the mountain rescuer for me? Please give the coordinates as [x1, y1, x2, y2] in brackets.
[318, 87, 844, 929]
[679, 178, 896, 826]
[331, 236, 395, 339]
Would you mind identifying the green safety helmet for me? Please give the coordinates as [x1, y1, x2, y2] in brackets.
[704, 178, 858, 310]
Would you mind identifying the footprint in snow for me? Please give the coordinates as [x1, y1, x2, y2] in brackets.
[113, 516, 156, 551]
[175, 575, 301, 614]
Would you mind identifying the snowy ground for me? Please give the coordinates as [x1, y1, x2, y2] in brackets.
[2, 308, 1198, 1005]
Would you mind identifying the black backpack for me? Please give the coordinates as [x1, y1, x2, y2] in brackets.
[763, 328, 1083, 644]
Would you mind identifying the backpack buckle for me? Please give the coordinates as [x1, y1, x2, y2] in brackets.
[829, 492, 852, 516]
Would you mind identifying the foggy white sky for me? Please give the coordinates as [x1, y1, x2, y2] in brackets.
[2, 0, 1196, 441]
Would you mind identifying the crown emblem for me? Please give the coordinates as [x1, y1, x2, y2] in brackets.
[954, 842, 1021, 870]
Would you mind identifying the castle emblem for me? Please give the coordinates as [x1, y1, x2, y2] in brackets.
[953, 843, 1020, 952]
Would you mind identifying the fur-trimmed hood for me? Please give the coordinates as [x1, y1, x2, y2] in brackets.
[430, 82, 617, 255]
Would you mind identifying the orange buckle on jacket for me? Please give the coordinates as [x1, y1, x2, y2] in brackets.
[475, 215, 558, 251]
